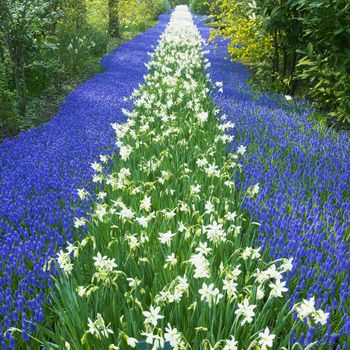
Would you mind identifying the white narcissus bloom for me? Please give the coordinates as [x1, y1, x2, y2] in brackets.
[93, 252, 117, 272]
[119, 144, 133, 161]
[242, 247, 253, 260]
[258, 327, 275, 349]
[140, 195, 152, 212]
[77, 188, 88, 200]
[203, 221, 226, 244]
[164, 323, 184, 348]
[94, 203, 107, 221]
[225, 211, 237, 221]
[163, 209, 177, 220]
[256, 284, 265, 300]
[87, 313, 113, 339]
[159, 231, 175, 246]
[296, 297, 316, 319]
[127, 337, 138, 348]
[198, 282, 223, 305]
[97, 191, 107, 200]
[223, 336, 238, 350]
[256, 268, 271, 284]
[176, 275, 190, 292]
[179, 201, 190, 213]
[251, 247, 261, 259]
[119, 207, 134, 220]
[135, 216, 150, 228]
[189, 253, 210, 279]
[142, 331, 165, 349]
[280, 258, 293, 272]
[266, 264, 283, 280]
[126, 277, 141, 289]
[91, 161, 102, 173]
[223, 278, 238, 301]
[197, 111, 209, 123]
[229, 265, 242, 280]
[235, 299, 256, 325]
[125, 234, 139, 250]
[190, 183, 201, 195]
[246, 183, 260, 198]
[74, 216, 86, 228]
[206, 163, 220, 177]
[312, 309, 329, 325]
[269, 279, 288, 298]
[195, 242, 212, 256]
[178, 222, 187, 232]
[205, 200, 215, 214]
[236, 145, 246, 155]
[142, 305, 164, 326]
[164, 253, 177, 268]
[99, 154, 108, 163]
[196, 157, 208, 168]
[57, 250, 73, 275]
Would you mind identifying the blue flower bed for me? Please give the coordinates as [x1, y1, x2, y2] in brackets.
[0, 17, 168, 348]
[195, 16, 350, 347]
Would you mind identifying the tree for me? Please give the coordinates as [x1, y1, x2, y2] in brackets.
[108, 0, 120, 38]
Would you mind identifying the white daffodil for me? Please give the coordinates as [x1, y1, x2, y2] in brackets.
[140, 195, 152, 212]
[204, 200, 215, 214]
[164, 253, 178, 268]
[203, 221, 226, 244]
[74, 217, 86, 228]
[164, 323, 184, 348]
[235, 299, 256, 325]
[312, 309, 329, 325]
[86, 313, 113, 339]
[77, 188, 88, 200]
[197, 111, 209, 123]
[158, 230, 175, 246]
[269, 279, 288, 298]
[258, 327, 275, 349]
[223, 336, 238, 350]
[198, 282, 223, 306]
[142, 305, 164, 327]
[296, 297, 316, 320]
[195, 241, 212, 256]
[57, 250, 73, 275]
[280, 258, 293, 272]
[223, 278, 238, 301]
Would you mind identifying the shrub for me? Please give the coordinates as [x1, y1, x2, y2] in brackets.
[191, 0, 211, 14]
[58, 27, 109, 78]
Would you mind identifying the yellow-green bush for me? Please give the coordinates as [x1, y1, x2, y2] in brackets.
[209, 0, 272, 66]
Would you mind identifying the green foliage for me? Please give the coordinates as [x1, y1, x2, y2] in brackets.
[0, 47, 20, 133]
[191, 0, 211, 14]
[210, 0, 350, 126]
[0, 0, 170, 141]
[169, 0, 190, 7]
[58, 27, 109, 77]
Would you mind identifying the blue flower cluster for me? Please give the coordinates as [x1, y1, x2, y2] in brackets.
[195, 16, 350, 348]
[0, 18, 168, 349]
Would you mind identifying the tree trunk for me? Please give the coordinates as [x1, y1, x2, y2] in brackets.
[282, 47, 287, 78]
[11, 48, 27, 116]
[273, 30, 279, 73]
[290, 52, 299, 96]
[109, 0, 120, 38]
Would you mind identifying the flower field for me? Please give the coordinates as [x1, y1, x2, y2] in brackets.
[0, 5, 349, 350]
